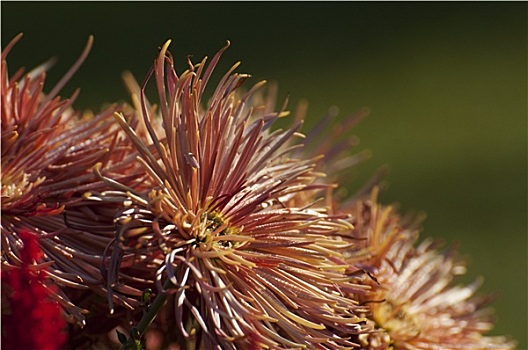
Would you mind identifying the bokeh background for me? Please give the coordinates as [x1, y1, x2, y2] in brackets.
[2, 2, 526, 347]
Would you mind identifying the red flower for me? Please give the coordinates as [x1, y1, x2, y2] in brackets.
[2, 230, 67, 350]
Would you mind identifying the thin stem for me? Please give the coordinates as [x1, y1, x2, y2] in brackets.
[120, 279, 174, 350]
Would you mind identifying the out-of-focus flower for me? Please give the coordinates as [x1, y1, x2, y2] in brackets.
[1, 230, 67, 350]
[344, 189, 516, 350]
[92, 40, 371, 349]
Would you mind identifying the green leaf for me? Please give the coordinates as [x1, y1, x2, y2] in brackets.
[116, 330, 127, 345]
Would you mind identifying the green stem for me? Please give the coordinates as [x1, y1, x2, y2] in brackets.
[120, 279, 174, 350]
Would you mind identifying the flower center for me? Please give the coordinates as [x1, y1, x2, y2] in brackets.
[193, 210, 240, 249]
[373, 299, 421, 340]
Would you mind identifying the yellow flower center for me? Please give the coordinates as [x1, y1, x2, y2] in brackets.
[374, 299, 421, 340]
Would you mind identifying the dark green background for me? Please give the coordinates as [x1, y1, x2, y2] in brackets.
[2, 2, 526, 347]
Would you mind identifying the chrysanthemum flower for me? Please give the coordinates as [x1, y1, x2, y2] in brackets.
[92, 40, 371, 349]
[344, 189, 516, 350]
[1, 35, 148, 327]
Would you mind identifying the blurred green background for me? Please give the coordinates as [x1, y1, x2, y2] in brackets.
[2, 2, 526, 347]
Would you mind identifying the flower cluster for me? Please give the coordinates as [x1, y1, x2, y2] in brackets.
[1, 36, 516, 349]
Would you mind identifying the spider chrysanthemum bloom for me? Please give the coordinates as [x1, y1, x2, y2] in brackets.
[93, 41, 371, 349]
[344, 190, 516, 350]
[1, 35, 147, 326]
[1, 34, 81, 217]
